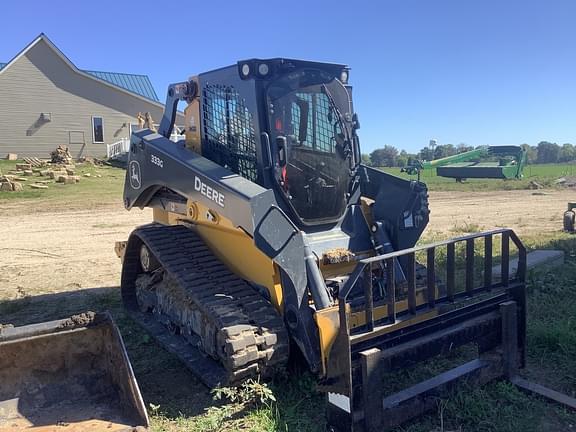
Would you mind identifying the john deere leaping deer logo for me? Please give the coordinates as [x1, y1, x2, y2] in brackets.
[129, 161, 141, 190]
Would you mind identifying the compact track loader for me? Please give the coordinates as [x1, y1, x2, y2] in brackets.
[119, 59, 538, 430]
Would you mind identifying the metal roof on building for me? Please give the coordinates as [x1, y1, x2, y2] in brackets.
[83, 70, 159, 101]
[0, 60, 159, 102]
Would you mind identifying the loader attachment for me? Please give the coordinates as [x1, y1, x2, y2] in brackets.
[323, 229, 528, 432]
[0, 312, 149, 431]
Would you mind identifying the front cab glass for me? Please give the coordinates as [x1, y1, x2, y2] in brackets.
[267, 69, 354, 225]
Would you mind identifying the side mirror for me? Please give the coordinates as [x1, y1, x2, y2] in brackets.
[276, 136, 287, 167]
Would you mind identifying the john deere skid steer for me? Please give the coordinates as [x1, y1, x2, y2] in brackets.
[119, 59, 531, 430]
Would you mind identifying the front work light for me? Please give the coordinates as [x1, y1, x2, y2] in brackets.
[258, 63, 270, 76]
[241, 64, 251, 77]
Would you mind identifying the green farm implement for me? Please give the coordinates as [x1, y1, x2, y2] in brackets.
[405, 145, 527, 181]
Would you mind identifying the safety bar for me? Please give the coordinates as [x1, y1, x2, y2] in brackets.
[339, 228, 526, 333]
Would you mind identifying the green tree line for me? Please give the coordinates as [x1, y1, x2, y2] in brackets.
[363, 141, 576, 167]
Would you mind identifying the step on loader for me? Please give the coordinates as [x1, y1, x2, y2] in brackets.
[0, 312, 148, 431]
[117, 58, 576, 430]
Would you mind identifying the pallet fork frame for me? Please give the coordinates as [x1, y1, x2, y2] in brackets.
[324, 229, 576, 432]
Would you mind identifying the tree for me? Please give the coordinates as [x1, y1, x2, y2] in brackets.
[396, 150, 408, 168]
[536, 141, 560, 164]
[434, 144, 457, 159]
[361, 153, 372, 166]
[559, 143, 575, 163]
[398, 150, 418, 167]
[457, 143, 474, 153]
[418, 146, 434, 161]
[370, 145, 399, 167]
[520, 144, 537, 164]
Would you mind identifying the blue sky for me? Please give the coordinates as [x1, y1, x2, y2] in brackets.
[2, 0, 575, 153]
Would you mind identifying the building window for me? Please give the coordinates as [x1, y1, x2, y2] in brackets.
[92, 116, 104, 143]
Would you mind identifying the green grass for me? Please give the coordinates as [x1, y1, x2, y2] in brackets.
[380, 163, 576, 191]
[2, 160, 572, 209]
[395, 380, 571, 432]
[0, 159, 125, 207]
[449, 220, 486, 234]
[1, 160, 571, 208]
[392, 234, 576, 432]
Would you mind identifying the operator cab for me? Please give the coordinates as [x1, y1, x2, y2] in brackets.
[174, 59, 362, 228]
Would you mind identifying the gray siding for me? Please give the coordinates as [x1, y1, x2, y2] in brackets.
[0, 39, 181, 158]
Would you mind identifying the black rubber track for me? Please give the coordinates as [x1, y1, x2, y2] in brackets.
[121, 223, 289, 387]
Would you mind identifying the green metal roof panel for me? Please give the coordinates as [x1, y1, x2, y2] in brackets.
[83, 70, 159, 101]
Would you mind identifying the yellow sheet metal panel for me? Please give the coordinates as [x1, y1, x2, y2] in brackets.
[350, 309, 439, 346]
[314, 306, 341, 375]
[152, 207, 170, 224]
[152, 208, 181, 225]
[360, 196, 375, 228]
[349, 290, 434, 328]
[188, 200, 284, 312]
[195, 223, 283, 311]
[319, 260, 361, 279]
[184, 77, 201, 154]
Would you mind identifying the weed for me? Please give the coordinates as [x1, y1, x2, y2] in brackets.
[449, 220, 485, 234]
[149, 403, 162, 416]
[213, 378, 276, 408]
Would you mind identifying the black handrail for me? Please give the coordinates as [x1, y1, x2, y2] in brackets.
[338, 229, 526, 333]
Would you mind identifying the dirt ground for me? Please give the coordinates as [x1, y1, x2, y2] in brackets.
[0, 189, 573, 302]
[0, 201, 151, 302]
[426, 189, 574, 236]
